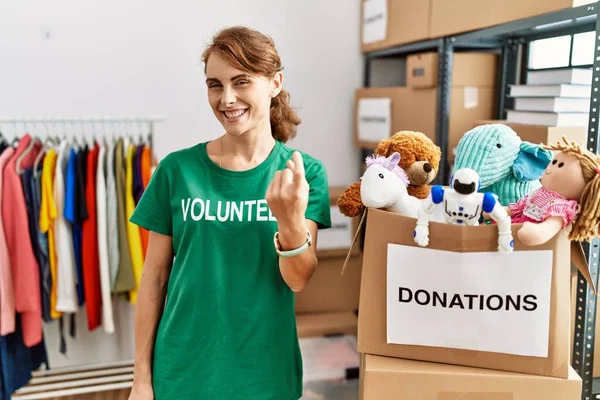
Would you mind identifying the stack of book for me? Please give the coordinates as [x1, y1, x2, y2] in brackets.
[506, 67, 592, 127]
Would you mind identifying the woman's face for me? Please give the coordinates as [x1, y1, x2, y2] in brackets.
[205, 52, 282, 137]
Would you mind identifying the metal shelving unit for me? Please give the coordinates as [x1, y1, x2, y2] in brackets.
[362, 3, 600, 399]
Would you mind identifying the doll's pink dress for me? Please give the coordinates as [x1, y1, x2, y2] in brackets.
[509, 187, 579, 227]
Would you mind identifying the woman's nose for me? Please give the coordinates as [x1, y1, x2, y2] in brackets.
[221, 87, 236, 106]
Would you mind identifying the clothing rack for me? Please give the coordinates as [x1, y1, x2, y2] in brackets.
[0, 115, 165, 151]
[0, 114, 165, 400]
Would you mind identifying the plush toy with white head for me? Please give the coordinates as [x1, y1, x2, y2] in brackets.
[360, 152, 422, 218]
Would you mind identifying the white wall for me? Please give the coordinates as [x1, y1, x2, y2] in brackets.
[0, 0, 363, 368]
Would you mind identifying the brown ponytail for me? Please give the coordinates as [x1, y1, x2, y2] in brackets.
[201, 26, 301, 143]
[270, 89, 301, 142]
[543, 136, 600, 242]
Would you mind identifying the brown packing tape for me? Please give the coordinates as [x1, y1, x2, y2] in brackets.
[571, 241, 596, 294]
[438, 394, 513, 400]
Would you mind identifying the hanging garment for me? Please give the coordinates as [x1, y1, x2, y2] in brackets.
[139, 145, 151, 258]
[133, 145, 144, 204]
[30, 165, 52, 323]
[64, 147, 85, 306]
[0, 317, 49, 399]
[1, 135, 43, 347]
[82, 144, 101, 331]
[141, 145, 151, 188]
[125, 144, 144, 304]
[54, 140, 78, 314]
[75, 145, 89, 304]
[96, 144, 115, 333]
[39, 148, 61, 320]
[21, 165, 51, 324]
[105, 140, 120, 291]
[113, 138, 135, 293]
[0, 147, 15, 336]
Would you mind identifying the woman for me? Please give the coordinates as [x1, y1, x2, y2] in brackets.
[128, 26, 332, 400]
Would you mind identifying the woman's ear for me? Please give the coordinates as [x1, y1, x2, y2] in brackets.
[271, 71, 283, 98]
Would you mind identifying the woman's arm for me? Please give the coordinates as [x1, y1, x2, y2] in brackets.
[131, 231, 174, 391]
[277, 219, 319, 292]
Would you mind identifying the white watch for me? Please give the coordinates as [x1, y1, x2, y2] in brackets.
[273, 230, 312, 257]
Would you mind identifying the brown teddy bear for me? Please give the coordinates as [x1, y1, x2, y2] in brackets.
[337, 130, 441, 217]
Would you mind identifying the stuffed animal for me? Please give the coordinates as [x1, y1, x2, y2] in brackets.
[506, 136, 600, 246]
[337, 130, 441, 217]
[453, 124, 553, 206]
[414, 168, 514, 253]
[360, 152, 423, 218]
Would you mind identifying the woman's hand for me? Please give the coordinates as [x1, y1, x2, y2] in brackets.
[266, 151, 309, 248]
[128, 381, 154, 400]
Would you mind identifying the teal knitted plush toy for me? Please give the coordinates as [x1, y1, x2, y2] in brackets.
[453, 124, 553, 206]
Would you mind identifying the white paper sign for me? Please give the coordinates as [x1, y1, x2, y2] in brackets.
[362, 0, 387, 44]
[357, 98, 391, 143]
[386, 244, 553, 357]
[317, 206, 354, 251]
[464, 87, 479, 109]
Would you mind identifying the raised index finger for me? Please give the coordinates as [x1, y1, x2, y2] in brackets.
[292, 151, 305, 179]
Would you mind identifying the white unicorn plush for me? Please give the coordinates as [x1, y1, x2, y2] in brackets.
[360, 152, 423, 218]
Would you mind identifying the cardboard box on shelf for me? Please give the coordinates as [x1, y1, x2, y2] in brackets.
[472, 120, 588, 148]
[295, 254, 362, 314]
[355, 87, 495, 159]
[360, 0, 432, 53]
[295, 186, 363, 314]
[430, 0, 595, 38]
[359, 354, 582, 400]
[355, 208, 592, 378]
[296, 311, 358, 338]
[316, 186, 362, 259]
[407, 52, 498, 89]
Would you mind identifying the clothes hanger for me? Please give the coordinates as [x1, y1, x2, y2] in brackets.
[10, 118, 21, 147]
[33, 137, 56, 177]
[16, 136, 41, 175]
[33, 121, 57, 175]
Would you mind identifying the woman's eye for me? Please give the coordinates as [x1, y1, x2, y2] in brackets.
[552, 159, 558, 165]
[558, 162, 564, 168]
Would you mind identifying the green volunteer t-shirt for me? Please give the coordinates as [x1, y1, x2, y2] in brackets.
[129, 139, 331, 400]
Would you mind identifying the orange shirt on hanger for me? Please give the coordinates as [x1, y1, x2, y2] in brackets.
[139, 145, 151, 256]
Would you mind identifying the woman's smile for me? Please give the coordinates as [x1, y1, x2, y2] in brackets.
[222, 108, 248, 123]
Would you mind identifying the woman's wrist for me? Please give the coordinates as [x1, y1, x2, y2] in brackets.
[277, 220, 307, 250]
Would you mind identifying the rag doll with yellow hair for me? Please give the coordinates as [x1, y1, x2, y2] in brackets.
[500, 136, 600, 246]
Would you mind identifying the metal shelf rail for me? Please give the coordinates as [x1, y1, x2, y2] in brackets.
[362, 3, 600, 399]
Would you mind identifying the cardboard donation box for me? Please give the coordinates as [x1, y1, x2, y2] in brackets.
[356, 208, 590, 378]
[359, 354, 582, 400]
